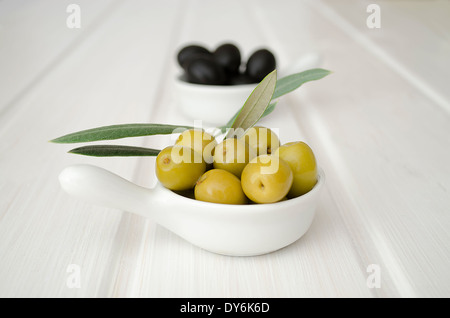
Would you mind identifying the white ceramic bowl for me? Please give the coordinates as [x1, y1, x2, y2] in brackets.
[174, 76, 257, 126]
[173, 52, 324, 127]
[59, 164, 325, 256]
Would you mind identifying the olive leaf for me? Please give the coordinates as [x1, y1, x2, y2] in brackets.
[50, 123, 193, 144]
[221, 68, 331, 130]
[225, 70, 277, 139]
[68, 145, 160, 157]
[52, 68, 331, 157]
[221, 101, 277, 133]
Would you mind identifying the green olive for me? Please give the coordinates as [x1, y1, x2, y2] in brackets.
[242, 126, 280, 155]
[213, 138, 257, 178]
[241, 155, 293, 204]
[274, 141, 317, 198]
[155, 146, 206, 191]
[175, 129, 217, 164]
[194, 169, 247, 205]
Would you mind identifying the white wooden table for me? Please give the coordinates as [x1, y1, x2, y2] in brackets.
[1, 0, 449, 298]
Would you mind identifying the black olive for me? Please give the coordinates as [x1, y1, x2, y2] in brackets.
[185, 56, 227, 85]
[229, 73, 257, 85]
[245, 49, 276, 82]
[177, 45, 211, 69]
[213, 43, 241, 77]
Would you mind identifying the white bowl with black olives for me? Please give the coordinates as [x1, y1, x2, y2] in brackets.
[174, 43, 277, 126]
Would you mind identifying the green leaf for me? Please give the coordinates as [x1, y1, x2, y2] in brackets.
[225, 70, 277, 139]
[272, 68, 331, 100]
[68, 145, 161, 157]
[222, 68, 331, 129]
[51, 123, 193, 144]
[220, 101, 277, 132]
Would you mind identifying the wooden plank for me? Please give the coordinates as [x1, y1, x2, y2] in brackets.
[0, 0, 118, 113]
[253, 0, 450, 297]
[0, 0, 183, 297]
[315, 0, 450, 114]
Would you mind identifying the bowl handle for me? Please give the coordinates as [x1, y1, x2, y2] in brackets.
[59, 164, 158, 219]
